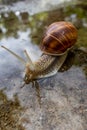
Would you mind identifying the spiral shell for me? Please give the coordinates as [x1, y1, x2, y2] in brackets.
[40, 21, 78, 55]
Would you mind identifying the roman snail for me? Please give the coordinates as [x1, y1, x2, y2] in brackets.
[1, 21, 78, 84]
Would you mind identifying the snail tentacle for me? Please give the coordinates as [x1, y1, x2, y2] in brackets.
[24, 49, 35, 70]
[1, 45, 26, 64]
[1, 46, 35, 70]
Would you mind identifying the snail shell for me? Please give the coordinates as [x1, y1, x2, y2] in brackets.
[40, 21, 78, 55]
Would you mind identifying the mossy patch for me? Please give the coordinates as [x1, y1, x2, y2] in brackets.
[0, 90, 25, 130]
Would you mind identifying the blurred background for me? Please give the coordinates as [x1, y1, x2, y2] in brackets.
[0, 1, 87, 130]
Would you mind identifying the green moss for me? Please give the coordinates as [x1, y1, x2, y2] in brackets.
[65, 5, 87, 18]
[0, 90, 25, 130]
[77, 28, 87, 47]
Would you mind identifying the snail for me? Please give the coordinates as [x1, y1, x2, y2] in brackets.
[1, 21, 78, 84]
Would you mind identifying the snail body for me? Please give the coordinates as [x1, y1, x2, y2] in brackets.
[1, 21, 78, 84]
[24, 53, 67, 83]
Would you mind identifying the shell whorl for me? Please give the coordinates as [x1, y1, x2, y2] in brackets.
[40, 21, 78, 55]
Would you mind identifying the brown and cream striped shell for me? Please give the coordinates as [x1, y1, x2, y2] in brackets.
[40, 21, 78, 55]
